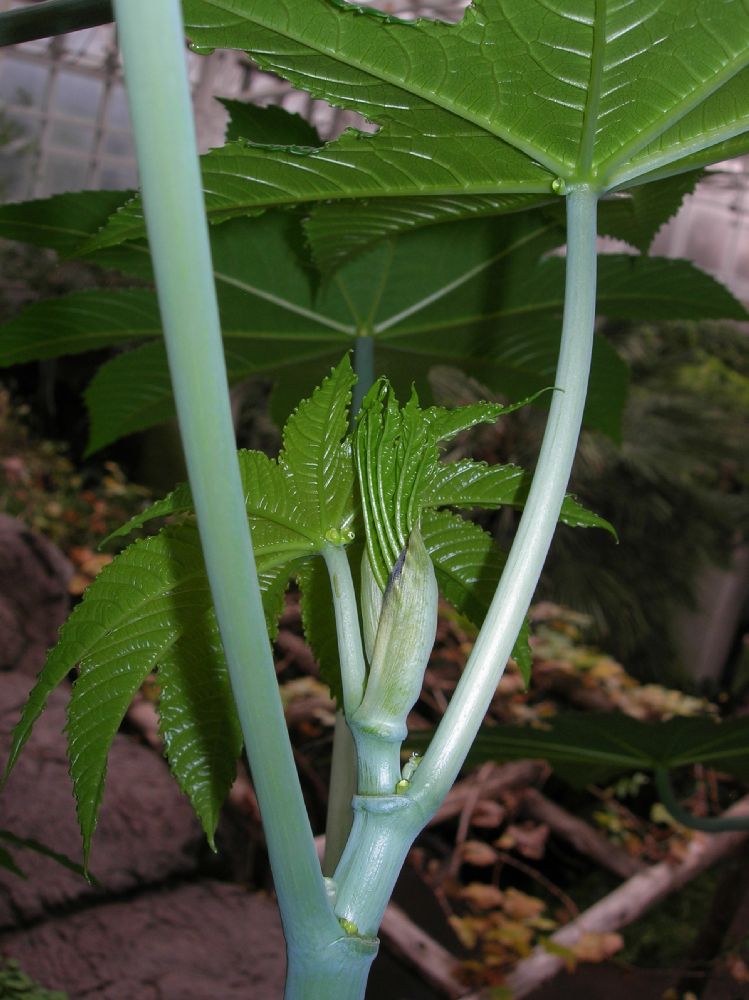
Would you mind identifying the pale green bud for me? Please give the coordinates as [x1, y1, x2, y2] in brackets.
[352, 527, 438, 740]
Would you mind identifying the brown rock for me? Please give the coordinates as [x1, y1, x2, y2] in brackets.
[0, 672, 204, 928]
[0, 514, 72, 676]
[0, 881, 286, 999]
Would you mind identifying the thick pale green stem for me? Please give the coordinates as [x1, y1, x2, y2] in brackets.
[285, 934, 378, 999]
[333, 795, 425, 936]
[409, 185, 599, 814]
[334, 187, 600, 934]
[113, 0, 338, 961]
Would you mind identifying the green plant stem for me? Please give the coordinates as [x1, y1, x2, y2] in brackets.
[322, 544, 366, 715]
[323, 712, 357, 876]
[349, 726, 403, 796]
[655, 768, 749, 833]
[320, 544, 365, 874]
[333, 186, 600, 938]
[0, 0, 112, 46]
[284, 934, 378, 999]
[410, 184, 600, 812]
[323, 334, 376, 873]
[112, 0, 339, 962]
[333, 794, 425, 936]
[352, 335, 374, 415]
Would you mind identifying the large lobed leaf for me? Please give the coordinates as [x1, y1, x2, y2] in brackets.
[6, 523, 242, 858]
[82, 0, 749, 252]
[2, 359, 358, 857]
[1, 182, 745, 450]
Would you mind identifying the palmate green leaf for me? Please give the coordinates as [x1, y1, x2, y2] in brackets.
[4, 185, 744, 449]
[83, 221, 741, 447]
[2, 195, 743, 451]
[463, 712, 749, 789]
[279, 353, 356, 541]
[86, 0, 749, 251]
[103, 359, 359, 710]
[21, 359, 359, 830]
[106, 356, 357, 545]
[3, 520, 296, 859]
[0, 204, 613, 445]
[6, 521, 300, 857]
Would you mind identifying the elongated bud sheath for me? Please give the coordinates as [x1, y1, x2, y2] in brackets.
[352, 527, 438, 741]
[360, 549, 384, 664]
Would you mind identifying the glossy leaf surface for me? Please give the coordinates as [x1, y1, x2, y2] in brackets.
[354, 377, 615, 590]
[85, 0, 749, 250]
[3, 360, 357, 853]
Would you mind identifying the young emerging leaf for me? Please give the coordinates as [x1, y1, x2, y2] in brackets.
[109, 357, 357, 550]
[355, 381, 505, 589]
[354, 376, 615, 591]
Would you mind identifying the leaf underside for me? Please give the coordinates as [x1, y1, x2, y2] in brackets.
[80, 0, 749, 253]
[1, 190, 745, 451]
